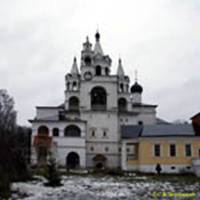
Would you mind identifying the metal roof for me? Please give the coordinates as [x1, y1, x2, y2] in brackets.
[141, 124, 195, 137]
[121, 124, 195, 139]
[121, 125, 143, 139]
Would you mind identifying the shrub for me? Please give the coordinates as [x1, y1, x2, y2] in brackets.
[44, 156, 62, 187]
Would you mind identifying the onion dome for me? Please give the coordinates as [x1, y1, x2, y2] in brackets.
[95, 31, 100, 41]
[94, 31, 103, 55]
[131, 82, 143, 93]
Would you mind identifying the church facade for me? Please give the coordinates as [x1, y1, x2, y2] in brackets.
[30, 31, 157, 169]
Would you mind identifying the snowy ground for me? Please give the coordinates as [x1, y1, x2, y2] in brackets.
[11, 175, 200, 200]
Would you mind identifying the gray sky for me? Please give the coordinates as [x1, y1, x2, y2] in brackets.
[0, 0, 199, 125]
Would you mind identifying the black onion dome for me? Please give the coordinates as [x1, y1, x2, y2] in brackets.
[95, 31, 100, 41]
[131, 82, 143, 93]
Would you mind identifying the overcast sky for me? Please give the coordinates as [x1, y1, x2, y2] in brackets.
[0, 0, 200, 125]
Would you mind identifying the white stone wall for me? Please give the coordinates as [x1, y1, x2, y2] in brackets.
[132, 93, 141, 104]
[80, 79, 118, 111]
[31, 121, 86, 167]
[56, 147, 86, 168]
[36, 108, 59, 120]
[31, 121, 86, 137]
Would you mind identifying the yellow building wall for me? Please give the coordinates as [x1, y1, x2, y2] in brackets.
[137, 137, 200, 165]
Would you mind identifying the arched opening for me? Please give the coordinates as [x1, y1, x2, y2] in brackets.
[64, 125, 81, 137]
[93, 154, 107, 170]
[66, 152, 80, 169]
[95, 65, 102, 76]
[52, 128, 59, 137]
[84, 56, 91, 66]
[69, 96, 79, 111]
[38, 126, 49, 136]
[120, 83, 124, 92]
[91, 86, 107, 110]
[118, 98, 127, 112]
[72, 82, 78, 91]
[96, 163, 104, 169]
[105, 67, 109, 75]
[67, 82, 70, 91]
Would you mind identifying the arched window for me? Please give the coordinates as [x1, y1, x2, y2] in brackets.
[84, 56, 91, 66]
[105, 67, 109, 75]
[38, 126, 49, 135]
[95, 65, 102, 76]
[118, 98, 127, 112]
[120, 83, 124, 92]
[72, 82, 77, 91]
[69, 96, 79, 111]
[64, 125, 81, 137]
[53, 128, 59, 137]
[67, 82, 70, 91]
[91, 86, 107, 110]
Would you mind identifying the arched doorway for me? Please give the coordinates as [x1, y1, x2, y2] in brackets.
[93, 154, 107, 170]
[66, 152, 80, 169]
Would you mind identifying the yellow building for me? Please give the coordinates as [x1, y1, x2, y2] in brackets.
[121, 124, 200, 174]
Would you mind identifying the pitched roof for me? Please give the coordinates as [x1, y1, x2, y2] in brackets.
[121, 124, 195, 139]
[117, 58, 124, 77]
[156, 118, 171, 125]
[141, 124, 195, 137]
[70, 57, 79, 75]
[121, 125, 143, 139]
[94, 41, 103, 55]
[191, 112, 200, 119]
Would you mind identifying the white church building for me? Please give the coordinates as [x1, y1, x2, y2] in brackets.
[30, 31, 157, 170]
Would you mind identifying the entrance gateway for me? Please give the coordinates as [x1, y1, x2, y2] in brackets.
[66, 152, 80, 169]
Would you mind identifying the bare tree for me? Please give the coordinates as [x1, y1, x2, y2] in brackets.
[0, 89, 30, 198]
[0, 89, 16, 135]
[0, 89, 17, 198]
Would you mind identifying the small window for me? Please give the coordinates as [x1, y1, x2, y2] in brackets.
[53, 128, 59, 137]
[154, 144, 160, 157]
[90, 146, 94, 151]
[96, 65, 102, 76]
[119, 147, 121, 152]
[138, 121, 143, 125]
[105, 67, 109, 75]
[186, 166, 191, 170]
[67, 82, 70, 90]
[72, 82, 77, 91]
[120, 83, 123, 92]
[185, 144, 192, 157]
[171, 166, 176, 170]
[103, 131, 107, 137]
[170, 144, 176, 157]
[127, 148, 130, 153]
[91, 131, 95, 137]
[84, 56, 91, 66]
[105, 147, 109, 152]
